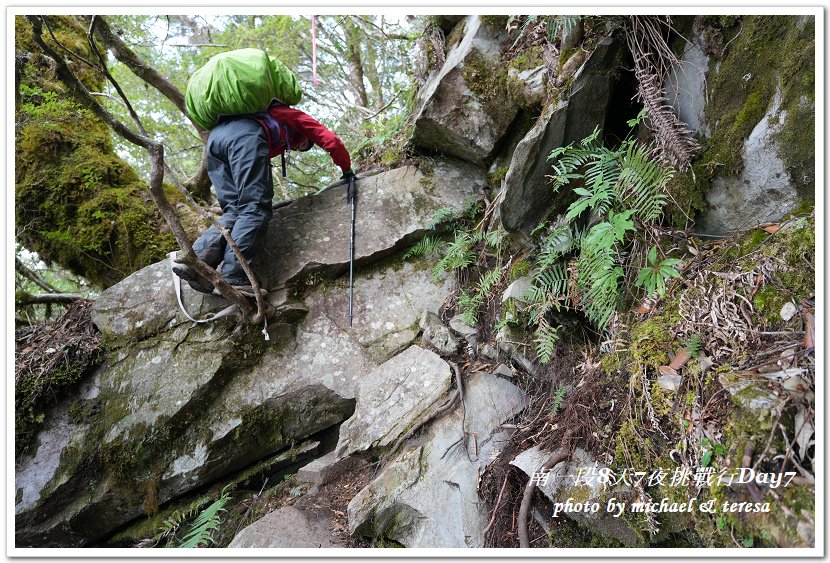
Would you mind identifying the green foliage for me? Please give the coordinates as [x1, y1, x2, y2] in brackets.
[16, 16, 181, 288]
[404, 196, 506, 326]
[683, 334, 702, 358]
[525, 123, 674, 356]
[699, 438, 726, 468]
[178, 488, 231, 548]
[549, 385, 568, 416]
[458, 266, 506, 326]
[534, 320, 561, 365]
[428, 206, 461, 230]
[507, 15, 580, 48]
[154, 487, 231, 548]
[634, 245, 681, 297]
[18, 84, 91, 123]
[433, 230, 476, 280]
[403, 236, 442, 259]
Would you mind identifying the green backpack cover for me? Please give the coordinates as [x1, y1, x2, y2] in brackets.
[185, 48, 302, 130]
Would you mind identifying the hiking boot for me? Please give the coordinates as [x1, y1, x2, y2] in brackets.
[172, 264, 214, 294]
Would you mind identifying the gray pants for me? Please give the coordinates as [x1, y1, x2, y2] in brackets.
[193, 119, 274, 285]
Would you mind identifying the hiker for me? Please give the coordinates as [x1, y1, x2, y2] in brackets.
[174, 104, 354, 295]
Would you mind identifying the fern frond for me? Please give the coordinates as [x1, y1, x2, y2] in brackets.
[549, 385, 568, 416]
[404, 236, 444, 259]
[433, 230, 475, 278]
[534, 320, 561, 364]
[427, 207, 458, 229]
[177, 489, 231, 548]
[535, 262, 569, 296]
[478, 267, 503, 296]
[483, 226, 507, 252]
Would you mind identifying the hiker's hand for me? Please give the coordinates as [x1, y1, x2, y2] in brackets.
[341, 170, 356, 182]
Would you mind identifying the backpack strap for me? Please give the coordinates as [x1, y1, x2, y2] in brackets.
[248, 111, 293, 177]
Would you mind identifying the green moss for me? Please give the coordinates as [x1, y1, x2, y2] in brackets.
[461, 50, 513, 124]
[663, 162, 708, 228]
[15, 15, 183, 289]
[480, 15, 508, 32]
[509, 258, 530, 280]
[696, 15, 815, 199]
[547, 517, 626, 548]
[510, 45, 544, 72]
[629, 314, 674, 371]
[730, 213, 815, 328]
[16, 355, 100, 455]
[488, 165, 510, 186]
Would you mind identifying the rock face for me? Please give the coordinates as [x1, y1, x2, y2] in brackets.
[500, 37, 622, 233]
[229, 506, 339, 548]
[261, 160, 486, 287]
[675, 15, 815, 236]
[347, 373, 527, 547]
[664, 36, 710, 136]
[335, 346, 452, 458]
[412, 16, 519, 166]
[14, 162, 482, 547]
[697, 87, 801, 235]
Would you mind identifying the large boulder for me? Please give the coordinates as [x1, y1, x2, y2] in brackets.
[500, 37, 623, 233]
[676, 16, 815, 235]
[15, 162, 480, 547]
[262, 160, 487, 287]
[412, 16, 519, 166]
[335, 346, 452, 458]
[347, 372, 527, 547]
[229, 506, 339, 548]
[91, 161, 484, 345]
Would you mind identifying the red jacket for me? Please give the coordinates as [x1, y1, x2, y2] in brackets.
[266, 106, 351, 174]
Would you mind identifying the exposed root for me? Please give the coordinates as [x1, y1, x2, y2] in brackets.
[518, 449, 570, 548]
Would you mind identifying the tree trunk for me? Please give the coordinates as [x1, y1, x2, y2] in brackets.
[343, 17, 370, 109]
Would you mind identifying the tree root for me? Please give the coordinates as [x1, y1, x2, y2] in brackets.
[518, 450, 571, 548]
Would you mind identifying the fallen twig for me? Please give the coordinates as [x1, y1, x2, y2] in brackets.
[480, 473, 510, 547]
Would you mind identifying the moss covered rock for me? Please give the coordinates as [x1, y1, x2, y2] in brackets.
[411, 16, 519, 166]
[676, 15, 815, 235]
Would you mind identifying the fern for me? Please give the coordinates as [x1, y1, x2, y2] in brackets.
[404, 236, 443, 259]
[433, 230, 475, 279]
[427, 207, 458, 230]
[483, 226, 507, 253]
[683, 334, 702, 358]
[549, 385, 568, 416]
[458, 266, 506, 325]
[534, 124, 674, 331]
[534, 320, 561, 364]
[176, 488, 231, 548]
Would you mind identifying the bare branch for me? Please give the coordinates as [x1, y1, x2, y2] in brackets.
[15, 257, 60, 293]
[16, 292, 87, 306]
[84, 15, 212, 198]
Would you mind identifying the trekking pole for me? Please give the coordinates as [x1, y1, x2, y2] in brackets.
[347, 174, 357, 326]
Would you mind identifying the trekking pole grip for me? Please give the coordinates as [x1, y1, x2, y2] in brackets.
[347, 175, 357, 204]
